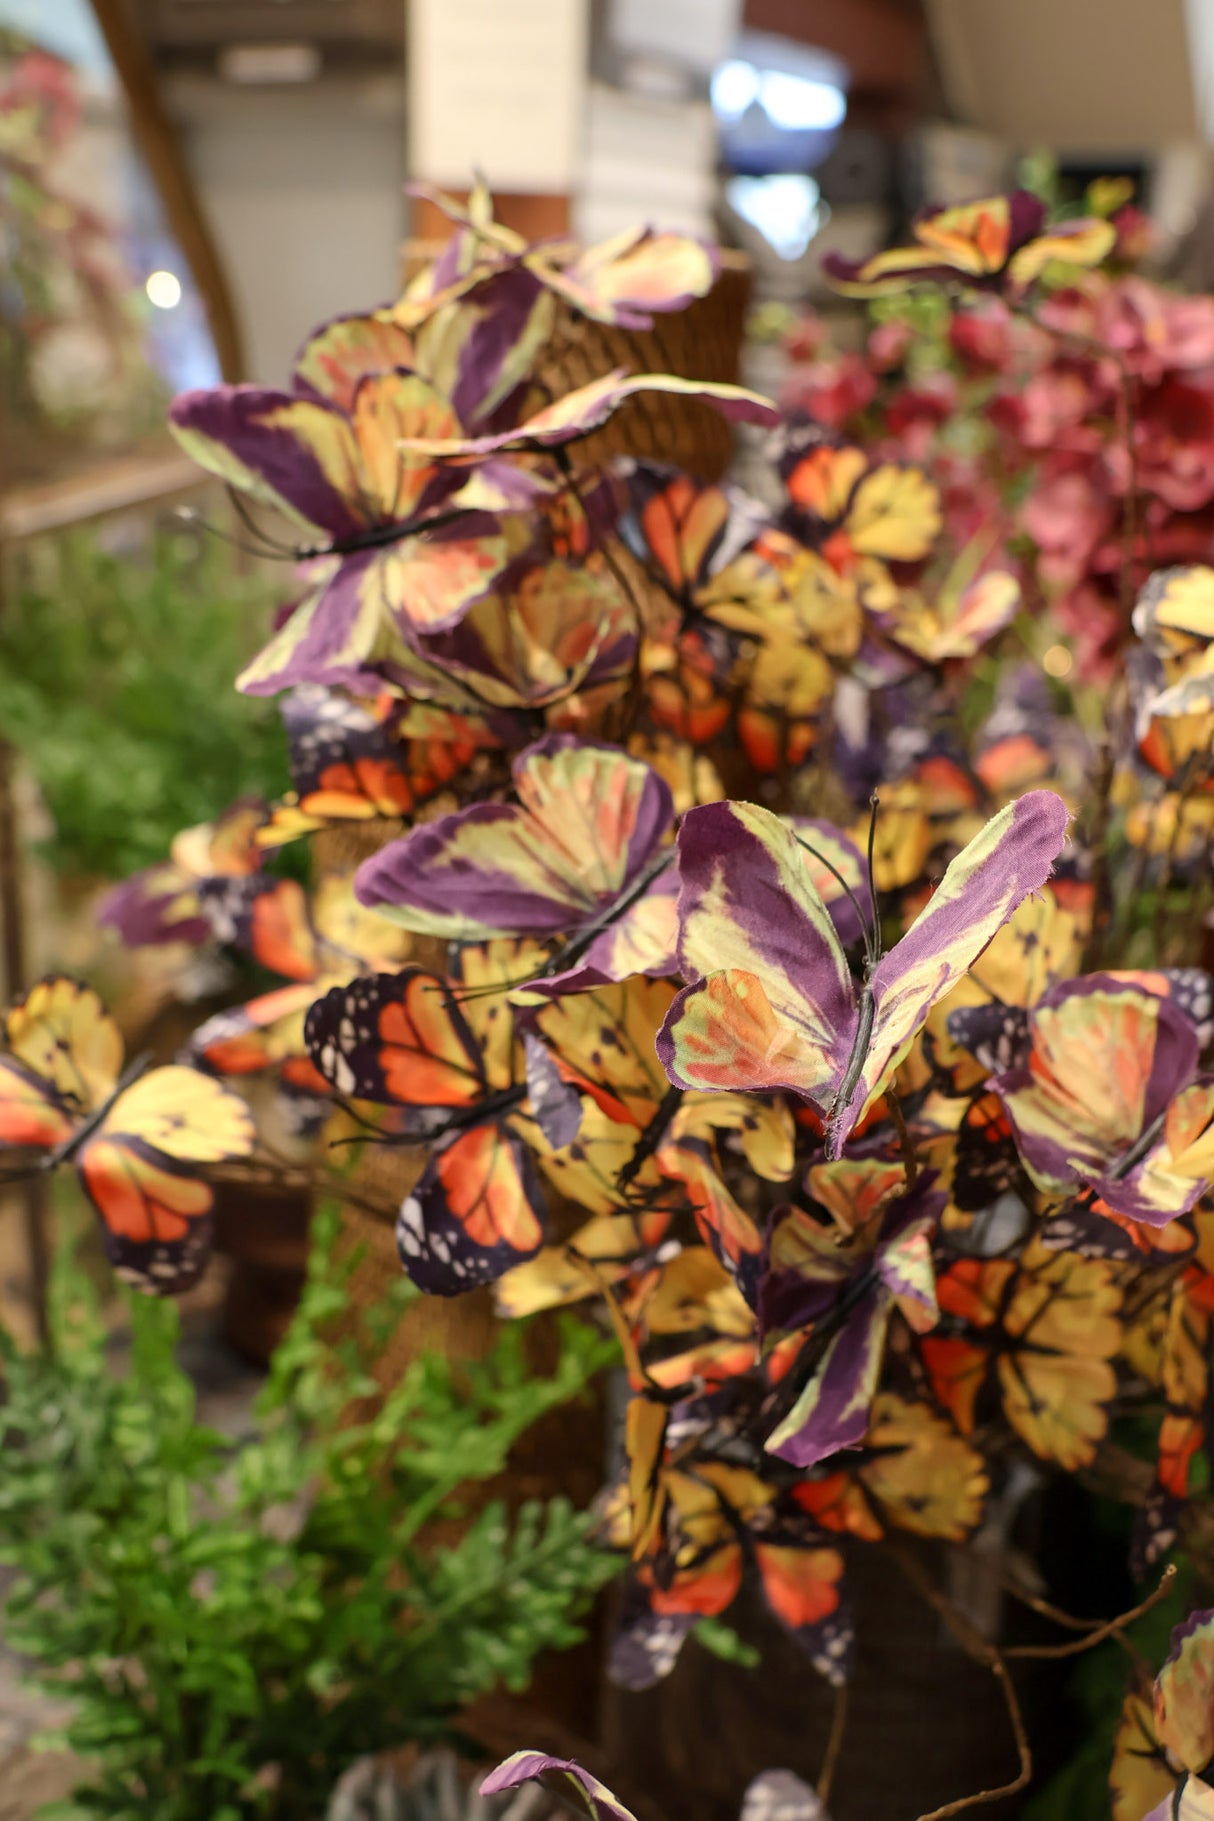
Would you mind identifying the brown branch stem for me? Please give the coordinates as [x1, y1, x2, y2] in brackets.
[1002, 1564, 1176, 1661]
[914, 1659, 1031, 1821]
[817, 1682, 848, 1809]
[886, 1080, 921, 1191]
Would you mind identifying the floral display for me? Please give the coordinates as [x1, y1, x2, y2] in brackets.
[4, 183, 1214, 1815]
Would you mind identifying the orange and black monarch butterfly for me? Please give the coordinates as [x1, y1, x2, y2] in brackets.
[0, 977, 255, 1293]
[304, 965, 546, 1295]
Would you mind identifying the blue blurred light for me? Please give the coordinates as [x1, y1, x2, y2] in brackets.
[758, 69, 847, 133]
[711, 58, 761, 120]
[726, 174, 826, 260]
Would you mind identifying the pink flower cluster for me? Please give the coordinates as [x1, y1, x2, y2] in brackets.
[780, 267, 1214, 680]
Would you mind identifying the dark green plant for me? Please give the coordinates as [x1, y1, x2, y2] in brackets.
[0, 522, 287, 877]
[0, 1205, 618, 1821]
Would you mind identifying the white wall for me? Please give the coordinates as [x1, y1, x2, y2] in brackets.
[167, 75, 407, 386]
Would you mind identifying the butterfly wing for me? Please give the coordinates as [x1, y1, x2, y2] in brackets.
[6, 976, 123, 1111]
[191, 983, 323, 1081]
[832, 790, 1070, 1154]
[78, 1065, 256, 1294]
[1005, 217, 1116, 289]
[77, 1142, 215, 1293]
[291, 310, 417, 413]
[0, 1057, 75, 1150]
[1109, 1693, 1176, 1821]
[170, 386, 368, 543]
[394, 371, 780, 460]
[531, 977, 675, 1129]
[996, 1242, 1122, 1469]
[751, 1518, 852, 1686]
[304, 969, 487, 1118]
[395, 1120, 546, 1294]
[856, 1392, 989, 1540]
[355, 737, 673, 942]
[200, 875, 320, 982]
[657, 801, 857, 1106]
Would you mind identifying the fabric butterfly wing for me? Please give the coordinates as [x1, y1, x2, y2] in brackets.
[658, 792, 1068, 1157]
[76, 1065, 256, 1294]
[396, 1119, 547, 1295]
[170, 386, 370, 544]
[304, 969, 546, 1292]
[355, 736, 674, 945]
[0, 1055, 75, 1150]
[200, 875, 321, 982]
[7, 976, 123, 1110]
[747, 1506, 853, 1686]
[0, 976, 119, 1154]
[837, 790, 1071, 1153]
[304, 968, 486, 1121]
[657, 800, 857, 1105]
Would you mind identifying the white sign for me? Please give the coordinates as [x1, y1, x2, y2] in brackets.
[409, 0, 590, 192]
[610, 0, 741, 78]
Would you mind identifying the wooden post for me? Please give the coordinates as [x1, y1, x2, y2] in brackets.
[89, 0, 246, 382]
[0, 686, 51, 1343]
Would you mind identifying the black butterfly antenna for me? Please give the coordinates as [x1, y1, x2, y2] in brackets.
[865, 792, 884, 970]
[226, 488, 315, 558]
[174, 504, 301, 566]
[793, 815, 881, 976]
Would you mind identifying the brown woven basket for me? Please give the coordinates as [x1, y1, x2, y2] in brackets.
[401, 241, 753, 482]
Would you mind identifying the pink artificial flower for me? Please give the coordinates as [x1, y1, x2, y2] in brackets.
[948, 304, 1014, 373]
[785, 312, 826, 362]
[866, 318, 914, 373]
[935, 454, 1011, 551]
[1053, 579, 1122, 680]
[780, 354, 876, 429]
[1021, 461, 1115, 589]
[1112, 204, 1155, 264]
[883, 376, 957, 462]
[1128, 377, 1214, 512]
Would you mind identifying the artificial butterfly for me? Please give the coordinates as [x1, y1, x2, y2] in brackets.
[259, 685, 497, 846]
[609, 1397, 852, 1691]
[823, 192, 1116, 297]
[0, 977, 255, 1292]
[870, 556, 1022, 667]
[657, 790, 1070, 1157]
[382, 547, 639, 722]
[354, 736, 678, 992]
[303, 964, 546, 1293]
[989, 977, 1214, 1228]
[98, 797, 266, 949]
[760, 1172, 943, 1469]
[919, 1240, 1123, 1470]
[773, 427, 942, 579]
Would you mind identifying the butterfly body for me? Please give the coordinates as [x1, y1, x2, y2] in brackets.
[828, 981, 875, 1148]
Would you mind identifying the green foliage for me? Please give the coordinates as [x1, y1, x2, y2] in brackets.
[0, 1207, 619, 1821]
[0, 522, 287, 877]
[691, 1617, 760, 1669]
